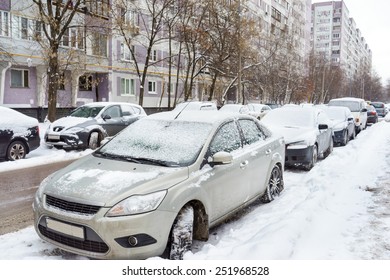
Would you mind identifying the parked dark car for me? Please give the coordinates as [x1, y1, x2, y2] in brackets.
[370, 102, 386, 117]
[0, 106, 40, 160]
[321, 106, 355, 146]
[261, 106, 333, 170]
[44, 102, 146, 150]
[366, 105, 378, 124]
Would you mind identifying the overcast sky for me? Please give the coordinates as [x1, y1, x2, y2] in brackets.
[311, 0, 390, 83]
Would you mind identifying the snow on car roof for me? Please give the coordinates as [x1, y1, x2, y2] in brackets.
[0, 106, 39, 128]
[147, 110, 244, 125]
[81, 101, 143, 108]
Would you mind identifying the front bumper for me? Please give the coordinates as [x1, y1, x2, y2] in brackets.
[33, 194, 177, 259]
[333, 130, 345, 144]
[44, 132, 85, 149]
[285, 145, 312, 166]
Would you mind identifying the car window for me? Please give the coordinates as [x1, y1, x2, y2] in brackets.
[104, 105, 121, 118]
[209, 121, 242, 156]
[70, 105, 104, 118]
[238, 119, 265, 145]
[121, 105, 135, 116]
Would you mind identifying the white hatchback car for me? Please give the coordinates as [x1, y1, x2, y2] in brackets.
[34, 111, 285, 260]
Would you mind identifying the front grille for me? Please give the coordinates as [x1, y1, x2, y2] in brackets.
[39, 225, 109, 253]
[46, 195, 101, 215]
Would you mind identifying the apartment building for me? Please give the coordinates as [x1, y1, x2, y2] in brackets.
[311, 0, 372, 78]
[0, 0, 311, 115]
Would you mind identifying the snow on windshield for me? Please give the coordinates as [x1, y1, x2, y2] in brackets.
[328, 101, 361, 112]
[70, 106, 104, 118]
[99, 119, 213, 166]
[262, 108, 315, 128]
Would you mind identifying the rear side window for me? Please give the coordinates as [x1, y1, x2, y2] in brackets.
[209, 121, 241, 155]
[238, 119, 265, 145]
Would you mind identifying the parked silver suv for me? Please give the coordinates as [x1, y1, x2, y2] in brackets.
[33, 111, 285, 259]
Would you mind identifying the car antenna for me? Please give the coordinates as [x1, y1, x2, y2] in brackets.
[174, 100, 193, 120]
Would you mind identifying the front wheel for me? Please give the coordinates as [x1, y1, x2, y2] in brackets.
[304, 145, 318, 171]
[7, 140, 27, 161]
[88, 132, 100, 150]
[168, 206, 194, 260]
[261, 165, 284, 203]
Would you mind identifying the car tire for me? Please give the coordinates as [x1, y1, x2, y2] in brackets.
[304, 145, 318, 171]
[341, 130, 348, 146]
[350, 129, 356, 140]
[88, 132, 100, 150]
[7, 140, 27, 161]
[261, 165, 284, 203]
[168, 205, 194, 260]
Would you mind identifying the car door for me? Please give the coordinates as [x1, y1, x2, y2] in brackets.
[202, 120, 252, 223]
[237, 119, 271, 197]
[316, 111, 332, 153]
[121, 104, 139, 126]
[100, 105, 125, 136]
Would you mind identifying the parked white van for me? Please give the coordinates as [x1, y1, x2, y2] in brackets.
[328, 97, 368, 133]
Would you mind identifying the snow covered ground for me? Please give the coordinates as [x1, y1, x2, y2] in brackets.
[1, 119, 390, 261]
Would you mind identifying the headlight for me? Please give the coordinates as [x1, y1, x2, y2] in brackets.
[287, 140, 308, 149]
[36, 172, 56, 203]
[106, 190, 167, 217]
[65, 127, 84, 133]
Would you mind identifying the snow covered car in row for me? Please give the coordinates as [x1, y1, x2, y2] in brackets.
[0, 106, 40, 161]
[33, 111, 285, 260]
[320, 106, 355, 146]
[261, 106, 333, 170]
[44, 102, 146, 150]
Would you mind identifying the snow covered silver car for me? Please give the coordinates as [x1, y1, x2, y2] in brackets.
[33, 111, 285, 260]
[261, 106, 333, 170]
[44, 102, 146, 150]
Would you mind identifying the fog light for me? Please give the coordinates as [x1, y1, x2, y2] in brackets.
[128, 236, 138, 246]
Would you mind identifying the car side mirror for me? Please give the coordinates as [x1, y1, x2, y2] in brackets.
[102, 114, 111, 120]
[347, 117, 354, 122]
[361, 108, 368, 113]
[208, 151, 233, 165]
[318, 124, 328, 130]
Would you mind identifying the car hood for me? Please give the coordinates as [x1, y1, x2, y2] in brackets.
[269, 125, 317, 145]
[49, 116, 96, 130]
[42, 154, 188, 207]
[330, 119, 347, 131]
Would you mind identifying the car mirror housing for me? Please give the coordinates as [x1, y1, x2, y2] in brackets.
[318, 124, 328, 130]
[102, 114, 112, 120]
[209, 151, 233, 165]
[361, 108, 368, 113]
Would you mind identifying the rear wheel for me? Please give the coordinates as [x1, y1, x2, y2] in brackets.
[7, 140, 27, 161]
[261, 165, 284, 203]
[168, 206, 194, 260]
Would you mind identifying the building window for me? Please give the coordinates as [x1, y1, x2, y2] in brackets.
[0, 10, 10, 37]
[92, 33, 107, 57]
[61, 27, 84, 49]
[150, 49, 158, 62]
[271, 7, 281, 22]
[79, 75, 93, 91]
[121, 43, 134, 61]
[11, 69, 29, 88]
[89, 0, 109, 18]
[121, 8, 139, 26]
[148, 81, 156, 94]
[120, 78, 135, 96]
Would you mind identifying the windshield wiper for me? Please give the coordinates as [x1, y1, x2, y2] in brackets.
[94, 151, 123, 160]
[124, 156, 174, 167]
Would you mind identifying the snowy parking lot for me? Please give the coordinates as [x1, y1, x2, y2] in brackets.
[0, 119, 390, 260]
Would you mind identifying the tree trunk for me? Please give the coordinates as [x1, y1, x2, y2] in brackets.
[47, 45, 60, 122]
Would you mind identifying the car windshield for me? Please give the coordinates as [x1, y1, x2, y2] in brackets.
[371, 103, 384, 109]
[328, 101, 361, 112]
[262, 109, 315, 128]
[70, 106, 105, 118]
[324, 109, 345, 121]
[96, 118, 213, 167]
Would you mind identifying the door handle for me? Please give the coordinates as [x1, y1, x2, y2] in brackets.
[265, 149, 272, 155]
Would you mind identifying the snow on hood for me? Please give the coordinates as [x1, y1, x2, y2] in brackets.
[269, 125, 317, 145]
[41, 154, 186, 207]
[49, 116, 91, 129]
